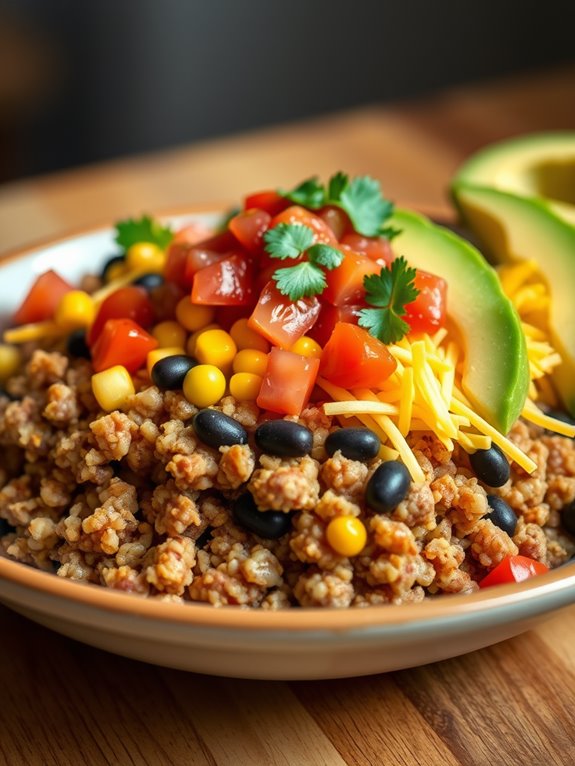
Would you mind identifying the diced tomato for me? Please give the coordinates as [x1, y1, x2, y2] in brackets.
[248, 281, 321, 349]
[91, 318, 158, 373]
[318, 206, 351, 240]
[270, 206, 339, 246]
[172, 222, 213, 245]
[257, 348, 320, 416]
[322, 246, 380, 306]
[405, 270, 447, 335]
[182, 247, 230, 287]
[320, 322, 397, 389]
[340, 232, 394, 266]
[479, 556, 549, 588]
[12, 270, 73, 326]
[479, 555, 549, 589]
[308, 303, 363, 348]
[244, 190, 289, 217]
[88, 286, 155, 345]
[191, 253, 254, 306]
[164, 242, 221, 287]
[228, 209, 271, 254]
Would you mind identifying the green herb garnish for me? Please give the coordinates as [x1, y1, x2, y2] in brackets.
[115, 214, 173, 251]
[358, 256, 420, 344]
[263, 223, 343, 301]
[281, 172, 396, 238]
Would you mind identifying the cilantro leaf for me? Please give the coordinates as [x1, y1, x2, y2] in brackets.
[327, 171, 348, 202]
[358, 308, 411, 346]
[115, 214, 173, 251]
[338, 176, 394, 237]
[307, 243, 343, 270]
[272, 262, 327, 301]
[264, 223, 315, 260]
[358, 256, 420, 344]
[280, 172, 395, 237]
[282, 177, 325, 208]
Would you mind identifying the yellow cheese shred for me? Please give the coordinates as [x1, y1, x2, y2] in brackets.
[3, 321, 66, 344]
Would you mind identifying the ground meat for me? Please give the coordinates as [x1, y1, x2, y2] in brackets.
[43, 383, 79, 425]
[293, 562, 354, 608]
[319, 452, 368, 502]
[1, 329, 574, 609]
[217, 443, 255, 489]
[148, 480, 201, 536]
[467, 518, 518, 568]
[146, 535, 196, 595]
[90, 411, 137, 461]
[249, 455, 320, 512]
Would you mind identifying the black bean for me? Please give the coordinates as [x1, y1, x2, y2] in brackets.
[151, 355, 197, 390]
[469, 444, 510, 487]
[232, 493, 292, 539]
[100, 254, 125, 281]
[193, 408, 248, 448]
[67, 329, 91, 359]
[254, 420, 313, 457]
[133, 272, 165, 291]
[365, 461, 411, 514]
[485, 495, 517, 536]
[561, 500, 575, 536]
[325, 427, 380, 461]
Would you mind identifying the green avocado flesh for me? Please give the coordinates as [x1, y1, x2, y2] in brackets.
[451, 185, 575, 417]
[452, 132, 575, 226]
[390, 209, 529, 434]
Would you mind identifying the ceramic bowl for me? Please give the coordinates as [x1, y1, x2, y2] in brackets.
[1, 211, 575, 680]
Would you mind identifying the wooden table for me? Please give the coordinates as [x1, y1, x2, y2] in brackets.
[1, 64, 575, 766]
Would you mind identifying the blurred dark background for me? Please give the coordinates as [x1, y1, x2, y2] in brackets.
[1, 0, 574, 185]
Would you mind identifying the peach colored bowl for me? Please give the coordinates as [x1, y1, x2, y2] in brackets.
[1, 209, 575, 680]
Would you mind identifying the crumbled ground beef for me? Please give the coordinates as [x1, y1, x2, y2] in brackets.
[1, 349, 575, 608]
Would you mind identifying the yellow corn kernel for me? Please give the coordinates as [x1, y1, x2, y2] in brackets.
[186, 323, 220, 357]
[290, 335, 322, 358]
[54, 290, 96, 329]
[326, 516, 367, 557]
[175, 297, 215, 332]
[230, 318, 270, 352]
[229, 372, 262, 401]
[232, 348, 269, 377]
[194, 328, 237, 374]
[126, 242, 166, 273]
[105, 260, 127, 283]
[152, 320, 187, 349]
[92, 365, 135, 411]
[183, 364, 226, 408]
[146, 346, 186, 376]
[0, 343, 22, 382]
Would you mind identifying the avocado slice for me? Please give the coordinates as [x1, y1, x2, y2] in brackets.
[449, 185, 575, 417]
[390, 209, 529, 433]
[452, 132, 575, 226]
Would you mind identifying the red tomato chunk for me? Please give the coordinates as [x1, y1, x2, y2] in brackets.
[248, 281, 321, 349]
[88, 286, 155, 345]
[479, 555, 549, 588]
[12, 270, 73, 326]
[192, 253, 254, 307]
[320, 322, 397, 389]
[257, 348, 320, 416]
[405, 270, 447, 335]
[90, 318, 158, 374]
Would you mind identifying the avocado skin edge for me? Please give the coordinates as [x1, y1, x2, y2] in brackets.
[390, 208, 529, 435]
[450, 183, 575, 418]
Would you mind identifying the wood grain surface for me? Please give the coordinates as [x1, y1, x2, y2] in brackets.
[1, 63, 575, 766]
